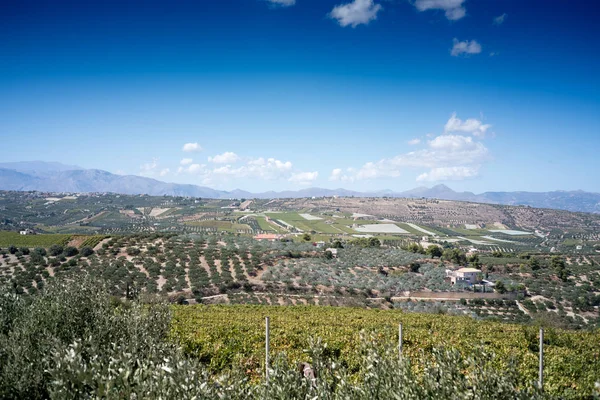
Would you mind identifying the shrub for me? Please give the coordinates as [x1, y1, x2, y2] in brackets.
[0, 278, 172, 399]
[80, 246, 94, 257]
[63, 246, 79, 257]
[408, 261, 421, 273]
[127, 246, 141, 256]
[48, 244, 63, 256]
[33, 247, 47, 257]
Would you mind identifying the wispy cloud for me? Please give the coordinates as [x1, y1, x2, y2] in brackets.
[289, 171, 319, 185]
[208, 152, 240, 164]
[180, 158, 193, 165]
[159, 168, 170, 177]
[266, 0, 295, 6]
[329, 0, 383, 28]
[329, 114, 493, 183]
[417, 166, 479, 182]
[444, 112, 491, 137]
[329, 167, 356, 182]
[408, 138, 421, 145]
[451, 38, 481, 56]
[265, 0, 296, 7]
[139, 158, 159, 177]
[352, 134, 488, 181]
[177, 155, 316, 186]
[182, 142, 202, 152]
[414, 0, 466, 21]
[493, 13, 507, 25]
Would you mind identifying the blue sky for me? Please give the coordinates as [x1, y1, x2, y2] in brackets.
[1, 0, 599, 193]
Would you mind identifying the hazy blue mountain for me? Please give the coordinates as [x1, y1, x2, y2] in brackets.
[0, 162, 599, 213]
[0, 168, 43, 191]
[398, 184, 478, 201]
[0, 161, 83, 176]
[0, 166, 230, 198]
[475, 190, 600, 213]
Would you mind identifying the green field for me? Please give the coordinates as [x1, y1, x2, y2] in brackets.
[397, 223, 445, 236]
[186, 220, 251, 232]
[0, 232, 72, 247]
[171, 305, 600, 398]
[265, 213, 313, 231]
[332, 224, 358, 234]
[255, 216, 284, 233]
[260, 214, 456, 238]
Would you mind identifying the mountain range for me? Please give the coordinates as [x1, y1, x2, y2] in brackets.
[0, 161, 599, 214]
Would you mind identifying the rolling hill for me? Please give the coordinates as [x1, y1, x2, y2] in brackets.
[0, 162, 598, 213]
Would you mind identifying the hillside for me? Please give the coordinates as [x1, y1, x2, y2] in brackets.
[0, 162, 599, 213]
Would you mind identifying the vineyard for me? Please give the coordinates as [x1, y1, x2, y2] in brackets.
[171, 305, 600, 398]
[80, 235, 109, 248]
[0, 232, 71, 247]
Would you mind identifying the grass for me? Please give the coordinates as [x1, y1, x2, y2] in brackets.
[332, 224, 358, 234]
[443, 227, 491, 236]
[256, 216, 286, 233]
[254, 217, 276, 232]
[0, 232, 72, 247]
[308, 221, 342, 234]
[265, 214, 404, 235]
[401, 223, 446, 237]
[261, 214, 446, 238]
[265, 213, 313, 232]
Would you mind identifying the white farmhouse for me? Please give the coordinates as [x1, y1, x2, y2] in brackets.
[446, 267, 481, 285]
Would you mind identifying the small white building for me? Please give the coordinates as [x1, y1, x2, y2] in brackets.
[446, 267, 481, 285]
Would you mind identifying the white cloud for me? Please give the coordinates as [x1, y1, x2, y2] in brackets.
[451, 39, 481, 56]
[178, 156, 294, 182]
[444, 112, 491, 137]
[334, 124, 490, 183]
[139, 158, 159, 177]
[208, 152, 240, 164]
[414, 0, 466, 21]
[180, 158, 193, 165]
[187, 164, 205, 174]
[356, 161, 402, 180]
[288, 171, 319, 185]
[493, 13, 507, 25]
[329, 0, 382, 28]
[182, 142, 202, 152]
[329, 168, 343, 181]
[266, 0, 295, 6]
[416, 166, 479, 182]
[408, 138, 421, 145]
[159, 168, 170, 177]
[329, 167, 356, 182]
